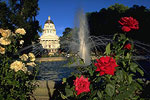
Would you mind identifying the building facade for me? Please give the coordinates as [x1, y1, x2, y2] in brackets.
[39, 16, 60, 54]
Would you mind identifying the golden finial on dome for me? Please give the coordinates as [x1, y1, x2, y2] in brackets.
[48, 16, 50, 20]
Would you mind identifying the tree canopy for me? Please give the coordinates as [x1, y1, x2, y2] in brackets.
[59, 27, 73, 52]
[0, 0, 42, 47]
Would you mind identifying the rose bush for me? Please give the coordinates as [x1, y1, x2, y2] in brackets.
[0, 28, 38, 100]
[51, 16, 148, 100]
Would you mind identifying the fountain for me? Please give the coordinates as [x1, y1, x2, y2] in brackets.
[70, 9, 91, 66]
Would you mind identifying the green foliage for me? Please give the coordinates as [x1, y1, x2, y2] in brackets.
[105, 83, 115, 97]
[104, 43, 111, 55]
[108, 3, 129, 13]
[59, 27, 73, 53]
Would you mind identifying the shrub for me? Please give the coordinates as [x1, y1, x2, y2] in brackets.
[0, 28, 38, 100]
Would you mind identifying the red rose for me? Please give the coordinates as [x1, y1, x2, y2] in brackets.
[94, 56, 118, 76]
[118, 17, 139, 32]
[74, 75, 90, 95]
[122, 26, 131, 32]
[124, 43, 131, 50]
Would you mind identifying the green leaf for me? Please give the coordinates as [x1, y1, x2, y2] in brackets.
[93, 97, 98, 100]
[124, 87, 135, 98]
[120, 34, 126, 40]
[90, 90, 97, 98]
[116, 70, 123, 81]
[128, 74, 133, 84]
[125, 53, 130, 59]
[79, 59, 84, 65]
[131, 96, 139, 100]
[60, 92, 67, 99]
[136, 78, 144, 84]
[105, 96, 112, 100]
[136, 68, 144, 76]
[134, 82, 142, 90]
[65, 88, 73, 97]
[96, 73, 100, 76]
[63, 78, 66, 83]
[105, 43, 111, 55]
[113, 33, 118, 40]
[97, 90, 102, 99]
[122, 61, 126, 67]
[89, 67, 94, 76]
[130, 62, 138, 73]
[105, 84, 115, 97]
[117, 86, 127, 92]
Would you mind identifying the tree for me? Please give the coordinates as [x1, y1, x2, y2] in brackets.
[9, 0, 42, 46]
[0, 1, 13, 30]
[59, 27, 73, 52]
[0, 0, 42, 47]
[108, 3, 129, 13]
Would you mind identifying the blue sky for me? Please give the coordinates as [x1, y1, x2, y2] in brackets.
[37, 0, 150, 37]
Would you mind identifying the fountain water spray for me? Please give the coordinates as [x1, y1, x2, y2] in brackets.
[71, 9, 91, 65]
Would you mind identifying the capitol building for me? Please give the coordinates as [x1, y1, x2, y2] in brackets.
[39, 16, 60, 55]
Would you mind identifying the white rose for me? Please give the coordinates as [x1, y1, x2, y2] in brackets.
[20, 40, 24, 45]
[28, 53, 35, 61]
[0, 28, 11, 38]
[0, 46, 5, 54]
[0, 37, 11, 45]
[20, 54, 28, 61]
[10, 60, 27, 73]
[26, 62, 36, 67]
[15, 28, 26, 35]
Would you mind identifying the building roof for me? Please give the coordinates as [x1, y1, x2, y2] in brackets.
[45, 20, 54, 24]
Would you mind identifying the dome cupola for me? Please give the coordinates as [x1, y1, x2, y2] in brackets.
[45, 16, 54, 24]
